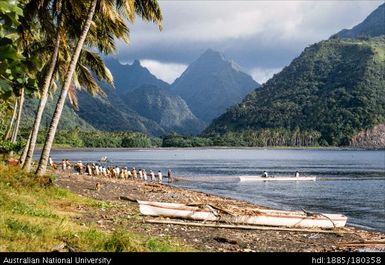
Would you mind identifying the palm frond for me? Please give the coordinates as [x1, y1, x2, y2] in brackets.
[79, 49, 114, 86]
[67, 83, 79, 109]
[75, 64, 106, 97]
[134, 0, 163, 30]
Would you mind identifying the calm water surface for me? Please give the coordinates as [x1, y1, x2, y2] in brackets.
[39, 148, 385, 232]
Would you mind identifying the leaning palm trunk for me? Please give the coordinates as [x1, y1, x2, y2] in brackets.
[36, 0, 98, 176]
[19, 132, 31, 165]
[4, 100, 18, 141]
[11, 88, 25, 143]
[23, 7, 64, 171]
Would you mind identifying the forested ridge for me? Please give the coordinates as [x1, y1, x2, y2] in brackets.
[206, 37, 385, 146]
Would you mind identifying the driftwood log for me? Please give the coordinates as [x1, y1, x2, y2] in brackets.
[144, 218, 352, 234]
[118, 196, 138, 202]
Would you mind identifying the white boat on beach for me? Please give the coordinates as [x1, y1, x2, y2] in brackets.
[238, 176, 316, 182]
[137, 200, 347, 228]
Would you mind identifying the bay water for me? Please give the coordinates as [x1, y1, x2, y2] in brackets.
[40, 148, 385, 232]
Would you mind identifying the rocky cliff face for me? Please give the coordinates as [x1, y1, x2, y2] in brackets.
[351, 123, 385, 149]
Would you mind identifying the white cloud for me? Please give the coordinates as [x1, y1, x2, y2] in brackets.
[249, 67, 282, 84]
[140, 59, 187, 84]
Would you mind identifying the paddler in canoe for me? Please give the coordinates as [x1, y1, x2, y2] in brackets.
[262, 170, 268, 178]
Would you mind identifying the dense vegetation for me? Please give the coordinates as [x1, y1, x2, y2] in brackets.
[6, 128, 322, 149]
[19, 129, 160, 148]
[206, 37, 385, 146]
[163, 129, 320, 147]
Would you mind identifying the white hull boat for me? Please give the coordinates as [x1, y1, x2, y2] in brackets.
[138, 200, 347, 228]
[239, 176, 316, 182]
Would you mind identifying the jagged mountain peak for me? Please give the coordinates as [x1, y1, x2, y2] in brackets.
[199, 48, 225, 61]
[104, 57, 170, 91]
[132, 59, 142, 67]
[190, 49, 229, 70]
[171, 50, 260, 122]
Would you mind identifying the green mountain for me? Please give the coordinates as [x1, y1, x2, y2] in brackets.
[205, 37, 385, 146]
[122, 85, 206, 135]
[75, 90, 165, 136]
[332, 3, 385, 39]
[75, 59, 204, 136]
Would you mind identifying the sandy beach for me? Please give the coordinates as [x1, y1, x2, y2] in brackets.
[54, 170, 385, 252]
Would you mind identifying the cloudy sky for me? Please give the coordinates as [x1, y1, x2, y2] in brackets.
[114, 0, 383, 84]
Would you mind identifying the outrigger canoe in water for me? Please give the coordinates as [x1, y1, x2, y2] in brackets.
[238, 176, 316, 182]
[138, 200, 347, 228]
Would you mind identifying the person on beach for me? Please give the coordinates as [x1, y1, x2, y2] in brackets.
[158, 170, 163, 183]
[132, 168, 137, 179]
[61, 159, 67, 171]
[110, 167, 116, 178]
[150, 170, 155, 181]
[138, 169, 143, 180]
[119, 168, 125, 179]
[127, 168, 132, 179]
[94, 164, 100, 176]
[74, 161, 83, 174]
[87, 163, 93, 176]
[143, 169, 148, 181]
[49, 157, 56, 169]
[262, 171, 268, 178]
[295, 171, 300, 177]
[115, 166, 121, 178]
[168, 169, 174, 183]
[121, 167, 126, 179]
[65, 159, 72, 171]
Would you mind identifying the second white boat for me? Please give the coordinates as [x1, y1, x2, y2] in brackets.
[239, 176, 316, 182]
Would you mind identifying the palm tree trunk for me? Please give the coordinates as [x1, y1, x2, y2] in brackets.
[23, 5, 64, 171]
[11, 88, 24, 143]
[19, 132, 31, 165]
[36, 0, 98, 176]
[4, 100, 18, 141]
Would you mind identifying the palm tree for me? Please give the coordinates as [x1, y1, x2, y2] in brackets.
[35, 0, 98, 176]
[3, 100, 18, 141]
[22, 0, 64, 171]
[36, 0, 162, 175]
[10, 88, 24, 143]
[23, 0, 127, 171]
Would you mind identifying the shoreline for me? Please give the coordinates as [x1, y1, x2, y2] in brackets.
[35, 146, 384, 152]
[54, 170, 385, 252]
